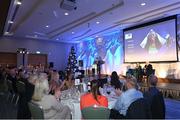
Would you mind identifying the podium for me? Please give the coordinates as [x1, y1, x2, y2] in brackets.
[94, 60, 104, 75]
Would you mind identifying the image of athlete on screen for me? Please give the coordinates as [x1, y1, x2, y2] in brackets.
[140, 29, 166, 54]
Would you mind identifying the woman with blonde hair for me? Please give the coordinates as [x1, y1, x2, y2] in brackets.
[49, 71, 61, 94]
[33, 86, 71, 119]
[32, 73, 49, 101]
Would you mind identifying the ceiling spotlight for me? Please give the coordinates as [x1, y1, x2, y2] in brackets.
[141, 2, 146, 6]
[56, 38, 59, 40]
[96, 21, 100, 24]
[36, 51, 40, 54]
[72, 31, 75, 34]
[64, 12, 69, 16]
[16, 1, 22, 5]
[46, 25, 49, 28]
[96, 35, 98, 38]
[8, 20, 14, 24]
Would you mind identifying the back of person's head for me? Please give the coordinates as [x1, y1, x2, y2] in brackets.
[28, 74, 38, 85]
[148, 74, 158, 86]
[39, 72, 48, 81]
[126, 75, 138, 89]
[90, 80, 101, 102]
[111, 71, 119, 85]
[32, 73, 49, 101]
[111, 71, 119, 79]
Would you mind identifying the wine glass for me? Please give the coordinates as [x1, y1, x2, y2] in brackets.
[106, 85, 111, 95]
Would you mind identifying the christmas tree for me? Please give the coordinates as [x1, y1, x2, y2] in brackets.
[66, 46, 78, 75]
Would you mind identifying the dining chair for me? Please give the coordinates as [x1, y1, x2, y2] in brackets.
[81, 106, 110, 119]
[28, 101, 44, 119]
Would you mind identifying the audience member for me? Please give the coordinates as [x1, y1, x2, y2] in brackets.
[60, 73, 74, 91]
[32, 73, 49, 101]
[113, 76, 143, 117]
[110, 71, 123, 89]
[49, 71, 62, 95]
[33, 87, 71, 119]
[17, 74, 35, 119]
[80, 80, 108, 110]
[144, 75, 165, 119]
[7, 67, 17, 93]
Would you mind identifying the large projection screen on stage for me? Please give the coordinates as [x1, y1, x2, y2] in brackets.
[124, 16, 178, 63]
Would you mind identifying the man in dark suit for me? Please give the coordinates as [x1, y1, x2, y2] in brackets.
[144, 75, 165, 119]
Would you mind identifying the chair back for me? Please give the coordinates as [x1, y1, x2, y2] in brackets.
[81, 106, 110, 119]
[16, 81, 26, 94]
[126, 98, 151, 119]
[28, 101, 44, 119]
[151, 92, 165, 119]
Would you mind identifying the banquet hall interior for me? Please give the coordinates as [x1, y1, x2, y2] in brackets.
[0, 0, 180, 119]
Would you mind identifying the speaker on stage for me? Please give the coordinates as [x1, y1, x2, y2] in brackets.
[79, 60, 83, 67]
[49, 62, 54, 68]
[92, 68, 95, 75]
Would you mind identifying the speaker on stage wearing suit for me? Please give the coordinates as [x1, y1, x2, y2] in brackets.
[79, 60, 83, 67]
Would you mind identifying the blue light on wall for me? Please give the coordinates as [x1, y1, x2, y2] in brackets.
[77, 30, 124, 74]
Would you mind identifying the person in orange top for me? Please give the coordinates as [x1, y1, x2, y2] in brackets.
[80, 79, 108, 110]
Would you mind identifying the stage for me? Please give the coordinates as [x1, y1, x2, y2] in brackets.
[140, 82, 180, 99]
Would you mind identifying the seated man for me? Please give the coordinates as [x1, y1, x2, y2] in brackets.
[112, 76, 143, 117]
[144, 75, 165, 119]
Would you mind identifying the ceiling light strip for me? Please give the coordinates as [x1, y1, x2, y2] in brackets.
[49, 1, 124, 38]
[10, 0, 46, 33]
[71, 29, 92, 39]
[115, 1, 180, 24]
[47, 12, 96, 34]
[7, 3, 20, 32]
[75, 1, 180, 41]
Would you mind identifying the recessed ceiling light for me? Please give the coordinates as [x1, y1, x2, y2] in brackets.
[96, 35, 98, 38]
[8, 20, 14, 24]
[36, 51, 40, 54]
[141, 2, 146, 6]
[64, 12, 69, 16]
[46, 25, 49, 28]
[96, 21, 100, 24]
[16, 1, 22, 5]
[72, 32, 75, 34]
[56, 38, 59, 40]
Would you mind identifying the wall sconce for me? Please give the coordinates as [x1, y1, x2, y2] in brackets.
[17, 48, 27, 54]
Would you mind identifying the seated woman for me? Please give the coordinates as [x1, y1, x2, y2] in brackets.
[110, 71, 123, 89]
[32, 86, 71, 119]
[32, 73, 49, 101]
[80, 80, 108, 110]
[49, 71, 62, 95]
[60, 73, 74, 91]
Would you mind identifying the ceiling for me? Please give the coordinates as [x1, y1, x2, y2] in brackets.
[2, 0, 180, 43]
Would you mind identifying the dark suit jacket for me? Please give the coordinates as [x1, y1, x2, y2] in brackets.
[126, 98, 152, 119]
[144, 87, 166, 119]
